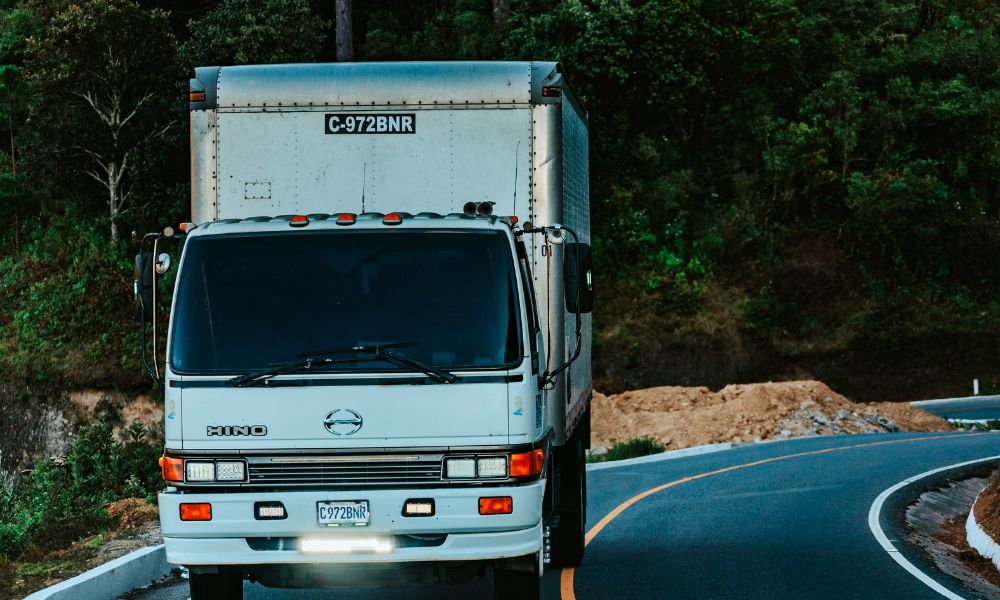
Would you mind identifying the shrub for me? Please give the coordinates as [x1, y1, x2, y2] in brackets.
[588, 437, 666, 463]
[0, 418, 161, 559]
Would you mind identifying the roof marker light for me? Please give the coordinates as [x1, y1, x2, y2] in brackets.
[383, 213, 403, 225]
[542, 86, 561, 97]
[336, 213, 357, 225]
[290, 215, 309, 227]
[189, 91, 206, 102]
[178, 222, 195, 233]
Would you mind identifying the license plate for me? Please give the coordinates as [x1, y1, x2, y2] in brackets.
[317, 500, 370, 527]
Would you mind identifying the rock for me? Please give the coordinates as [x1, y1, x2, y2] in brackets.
[813, 415, 828, 425]
[835, 408, 848, 421]
[780, 429, 792, 437]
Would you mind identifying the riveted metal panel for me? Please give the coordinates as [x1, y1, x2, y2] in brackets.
[214, 62, 535, 109]
[561, 95, 592, 436]
[190, 109, 217, 223]
[212, 107, 531, 220]
[530, 103, 567, 445]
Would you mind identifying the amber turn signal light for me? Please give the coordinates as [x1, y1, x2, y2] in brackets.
[160, 456, 183, 482]
[180, 503, 212, 521]
[509, 449, 544, 478]
[479, 496, 513, 515]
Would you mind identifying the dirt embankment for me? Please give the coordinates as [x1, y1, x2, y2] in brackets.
[974, 470, 1000, 548]
[591, 380, 951, 452]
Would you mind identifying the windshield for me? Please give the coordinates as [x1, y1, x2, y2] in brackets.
[169, 229, 522, 374]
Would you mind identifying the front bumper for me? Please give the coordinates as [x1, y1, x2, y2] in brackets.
[159, 480, 544, 565]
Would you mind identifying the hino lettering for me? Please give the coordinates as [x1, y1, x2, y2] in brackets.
[206, 425, 268, 437]
[325, 113, 415, 134]
[135, 62, 592, 600]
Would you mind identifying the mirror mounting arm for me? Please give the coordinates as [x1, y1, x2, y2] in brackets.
[135, 231, 186, 384]
[518, 224, 584, 388]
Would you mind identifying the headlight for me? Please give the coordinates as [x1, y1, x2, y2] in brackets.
[444, 457, 476, 478]
[216, 461, 246, 481]
[477, 457, 507, 478]
[186, 462, 215, 482]
[444, 456, 508, 479]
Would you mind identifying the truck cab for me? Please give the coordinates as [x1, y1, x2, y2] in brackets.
[137, 62, 592, 600]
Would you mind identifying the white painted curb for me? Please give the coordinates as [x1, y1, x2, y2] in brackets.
[966, 490, 1000, 572]
[868, 454, 1000, 600]
[23, 543, 172, 600]
[586, 442, 735, 472]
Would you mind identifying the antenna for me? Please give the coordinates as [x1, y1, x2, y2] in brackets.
[361, 163, 367, 213]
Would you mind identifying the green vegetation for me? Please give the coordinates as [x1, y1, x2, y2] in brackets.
[588, 437, 666, 463]
[0, 1, 998, 544]
[0, 418, 160, 559]
[0, 1, 997, 401]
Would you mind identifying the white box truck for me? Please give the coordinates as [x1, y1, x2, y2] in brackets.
[134, 61, 592, 600]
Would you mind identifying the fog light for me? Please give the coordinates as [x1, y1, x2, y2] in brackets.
[216, 461, 246, 481]
[445, 457, 476, 479]
[477, 457, 507, 478]
[186, 462, 215, 482]
[255, 501, 286, 520]
[180, 503, 212, 521]
[300, 536, 393, 554]
[402, 499, 435, 517]
[479, 496, 513, 515]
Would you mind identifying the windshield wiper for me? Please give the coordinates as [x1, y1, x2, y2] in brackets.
[227, 343, 459, 387]
[301, 343, 460, 384]
[226, 356, 369, 387]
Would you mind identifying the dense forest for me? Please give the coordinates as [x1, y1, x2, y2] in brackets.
[2, 0, 1000, 404]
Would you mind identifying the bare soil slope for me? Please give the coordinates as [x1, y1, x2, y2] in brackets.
[974, 469, 1000, 548]
[591, 380, 951, 451]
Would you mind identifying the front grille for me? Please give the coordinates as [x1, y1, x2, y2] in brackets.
[248, 456, 443, 488]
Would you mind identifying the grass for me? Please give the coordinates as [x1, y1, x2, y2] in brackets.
[587, 437, 666, 463]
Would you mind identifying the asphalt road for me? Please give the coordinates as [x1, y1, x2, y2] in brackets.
[912, 396, 1000, 421]
[131, 432, 1000, 600]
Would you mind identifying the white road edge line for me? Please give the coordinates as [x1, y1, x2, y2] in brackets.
[867, 454, 1000, 600]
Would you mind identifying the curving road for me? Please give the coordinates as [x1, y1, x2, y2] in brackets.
[131, 431, 1000, 600]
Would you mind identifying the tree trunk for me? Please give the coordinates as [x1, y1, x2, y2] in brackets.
[336, 0, 354, 62]
[109, 162, 119, 243]
[492, 0, 511, 27]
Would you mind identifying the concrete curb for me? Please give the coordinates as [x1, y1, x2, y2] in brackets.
[966, 490, 1000, 573]
[586, 442, 735, 472]
[868, 455, 1000, 600]
[23, 544, 173, 600]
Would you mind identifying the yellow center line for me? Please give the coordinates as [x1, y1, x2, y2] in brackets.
[560, 432, 996, 600]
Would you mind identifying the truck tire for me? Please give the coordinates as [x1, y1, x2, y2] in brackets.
[494, 553, 541, 600]
[550, 424, 586, 567]
[189, 568, 243, 600]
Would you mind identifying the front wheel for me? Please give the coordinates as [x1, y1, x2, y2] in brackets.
[189, 568, 243, 600]
[494, 553, 541, 600]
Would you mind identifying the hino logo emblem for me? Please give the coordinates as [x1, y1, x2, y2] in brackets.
[324, 409, 363, 436]
[207, 425, 267, 437]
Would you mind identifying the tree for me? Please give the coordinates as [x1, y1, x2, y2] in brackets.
[23, 0, 178, 242]
[336, 0, 354, 61]
[182, 0, 327, 68]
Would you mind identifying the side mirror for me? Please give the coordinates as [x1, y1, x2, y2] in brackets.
[564, 242, 593, 314]
[134, 252, 154, 322]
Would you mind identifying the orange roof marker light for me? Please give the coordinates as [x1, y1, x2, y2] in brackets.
[289, 215, 309, 228]
[178, 222, 196, 233]
[336, 213, 357, 226]
[383, 213, 403, 226]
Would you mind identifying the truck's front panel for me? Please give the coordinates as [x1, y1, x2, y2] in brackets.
[159, 219, 548, 578]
